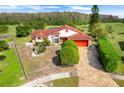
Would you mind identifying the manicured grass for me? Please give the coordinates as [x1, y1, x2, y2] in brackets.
[0, 31, 9, 34]
[106, 23, 124, 57]
[114, 79, 124, 87]
[76, 24, 89, 33]
[45, 25, 61, 29]
[104, 23, 124, 75]
[4, 37, 13, 42]
[0, 48, 25, 86]
[48, 77, 79, 87]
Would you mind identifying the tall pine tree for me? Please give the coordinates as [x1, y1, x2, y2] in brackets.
[89, 5, 100, 33]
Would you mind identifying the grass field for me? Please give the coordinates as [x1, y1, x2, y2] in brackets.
[114, 79, 124, 87]
[0, 48, 25, 86]
[104, 23, 124, 75]
[45, 77, 79, 87]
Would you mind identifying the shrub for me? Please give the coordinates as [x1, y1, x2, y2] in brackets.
[35, 44, 46, 54]
[0, 53, 6, 61]
[0, 40, 9, 52]
[60, 46, 79, 65]
[98, 37, 120, 72]
[41, 38, 51, 46]
[16, 25, 31, 37]
[36, 38, 50, 46]
[62, 40, 78, 51]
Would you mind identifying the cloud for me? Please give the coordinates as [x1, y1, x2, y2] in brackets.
[27, 6, 60, 11]
[69, 6, 91, 11]
[64, 5, 91, 13]
[0, 5, 21, 10]
[0, 5, 60, 13]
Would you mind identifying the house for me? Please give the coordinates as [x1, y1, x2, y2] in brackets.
[32, 24, 92, 47]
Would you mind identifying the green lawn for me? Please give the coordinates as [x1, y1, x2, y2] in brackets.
[76, 24, 89, 33]
[105, 23, 124, 56]
[114, 79, 124, 87]
[0, 48, 25, 86]
[104, 23, 124, 75]
[46, 77, 79, 87]
[45, 25, 61, 29]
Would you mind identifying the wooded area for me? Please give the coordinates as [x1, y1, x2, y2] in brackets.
[0, 12, 122, 25]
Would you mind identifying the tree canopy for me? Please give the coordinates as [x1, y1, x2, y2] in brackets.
[89, 5, 100, 33]
[0, 40, 9, 52]
[0, 12, 120, 25]
[16, 25, 32, 37]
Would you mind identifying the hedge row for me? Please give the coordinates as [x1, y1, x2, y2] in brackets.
[60, 40, 79, 65]
[98, 37, 120, 72]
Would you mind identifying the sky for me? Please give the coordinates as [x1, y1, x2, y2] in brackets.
[0, 5, 124, 18]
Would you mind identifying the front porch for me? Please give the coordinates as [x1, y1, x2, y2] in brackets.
[49, 35, 67, 46]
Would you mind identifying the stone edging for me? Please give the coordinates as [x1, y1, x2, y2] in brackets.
[110, 73, 124, 80]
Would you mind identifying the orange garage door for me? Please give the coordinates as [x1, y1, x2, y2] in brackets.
[74, 40, 88, 47]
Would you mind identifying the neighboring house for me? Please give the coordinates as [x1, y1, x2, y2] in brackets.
[32, 24, 92, 47]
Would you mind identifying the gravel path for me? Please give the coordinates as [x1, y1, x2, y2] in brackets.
[77, 47, 119, 87]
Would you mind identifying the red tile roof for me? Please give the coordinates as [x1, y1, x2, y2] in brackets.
[68, 33, 91, 40]
[32, 24, 92, 40]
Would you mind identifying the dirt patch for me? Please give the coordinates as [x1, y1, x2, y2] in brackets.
[17, 45, 77, 81]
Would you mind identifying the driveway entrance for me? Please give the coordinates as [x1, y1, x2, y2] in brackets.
[77, 47, 119, 87]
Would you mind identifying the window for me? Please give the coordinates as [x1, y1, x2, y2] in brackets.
[55, 38, 59, 43]
[38, 37, 41, 39]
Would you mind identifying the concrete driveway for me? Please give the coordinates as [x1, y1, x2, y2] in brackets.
[77, 47, 119, 87]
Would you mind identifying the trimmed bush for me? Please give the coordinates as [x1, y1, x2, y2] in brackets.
[60, 46, 79, 65]
[0, 53, 6, 61]
[98, 37, 120, 72]
[0, 40, 9, 52]
[35, 44, 46, 54]
[62, 40, 78, 51]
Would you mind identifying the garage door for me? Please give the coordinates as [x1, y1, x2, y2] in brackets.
[74, 40, 88, 47]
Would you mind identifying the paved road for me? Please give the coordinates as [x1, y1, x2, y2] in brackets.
[77, 47, 119, 87]
[0, 34, 11, 39]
